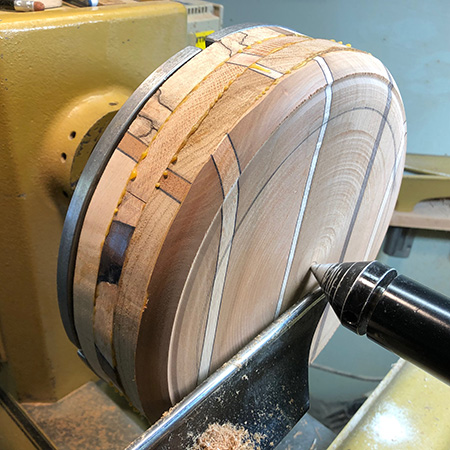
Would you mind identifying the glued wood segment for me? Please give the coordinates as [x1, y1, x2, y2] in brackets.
[73, 151, 136, 381]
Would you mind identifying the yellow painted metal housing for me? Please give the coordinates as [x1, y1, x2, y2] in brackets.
[330, 360, 450, 449]
[0, 1, 187, 403]
[396, 154, 450, 212]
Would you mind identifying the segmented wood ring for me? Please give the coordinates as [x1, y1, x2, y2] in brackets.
[62, 25, 406, 419]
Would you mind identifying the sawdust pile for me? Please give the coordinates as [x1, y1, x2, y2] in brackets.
[190, 422, 261, 450]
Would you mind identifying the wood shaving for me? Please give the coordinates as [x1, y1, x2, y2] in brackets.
[191, 422, 261, 450]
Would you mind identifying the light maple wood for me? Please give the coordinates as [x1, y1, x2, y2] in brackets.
[72, 25, 406, 419]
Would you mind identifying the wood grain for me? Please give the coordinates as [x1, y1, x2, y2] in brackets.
[72, 26, 407, 419]
[73, 25, 299, 394]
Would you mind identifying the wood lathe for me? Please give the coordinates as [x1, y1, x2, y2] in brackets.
[1, 0, 449, 443]
[9, 3, 449, 445]
[56, 23, 409, 448]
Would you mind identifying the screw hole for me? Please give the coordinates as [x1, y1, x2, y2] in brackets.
[69, 131, 76, 140]
[61, 152, 67, 163]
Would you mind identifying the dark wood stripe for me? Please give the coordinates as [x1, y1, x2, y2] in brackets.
[159, 187, 182, 204]
[197, 153, 230, 380]
[117, 132, 147, 162]
[338, 81, 393, 262]
[200, 141, 243, 378]
[211, 154, 225, 199]
[116, 146, 138, 163]
[312, 77, 394, 360]
[227, 133, 241, 174]
[127, 130, 147, 146]
[95, 345, 123, 391]
[98, 221, 135, 285]
[234, 106, 395, 236]
[167, 167, 192, 184]
[274, 56, 333, 320]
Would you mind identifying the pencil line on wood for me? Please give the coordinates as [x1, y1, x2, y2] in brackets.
[127, 190, 147, 204]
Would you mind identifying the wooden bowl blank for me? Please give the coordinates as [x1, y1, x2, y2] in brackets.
[71, 25, 406, 419]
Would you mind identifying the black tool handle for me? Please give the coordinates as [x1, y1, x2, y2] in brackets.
[0, 0, 14, 9]
[320, 260, 450, 384]
[366, 271, 450, 383]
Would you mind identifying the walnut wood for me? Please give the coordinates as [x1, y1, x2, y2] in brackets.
[72, 25, 406, 419]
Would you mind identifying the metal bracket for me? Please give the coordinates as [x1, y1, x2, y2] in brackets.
[396, 154, 450, 212]
[126, 291, 326, 450]
[383, 226, 415, 258]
